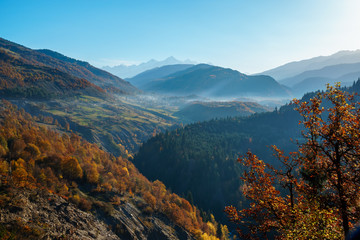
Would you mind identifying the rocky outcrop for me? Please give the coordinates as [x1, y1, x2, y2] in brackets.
[109, 200, 193, 240]
[0, 189, 119, 239]
[0, 189, 194, 240]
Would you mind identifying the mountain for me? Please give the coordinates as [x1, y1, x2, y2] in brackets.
[102, 57, 196, 78]
[0, 37, 137, 94]
[174, 101, 270, 123]
[126, 64, 194, 88]
[260, 50, 360, 80]
[141, 64, 291, 98]
[0, 102, 224, 239]
[0, 43, 105, 99]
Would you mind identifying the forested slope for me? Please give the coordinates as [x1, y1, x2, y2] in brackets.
[133, 80, 360, 223]
[0, 101, 226, 239]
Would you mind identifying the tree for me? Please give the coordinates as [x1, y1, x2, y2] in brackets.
[226, 84, 359, 239]
[294, 84, 360, 237]
[61, 157, 83, 180]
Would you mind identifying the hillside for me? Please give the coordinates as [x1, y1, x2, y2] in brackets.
[0, 47, 107, 99]
[0, 38, 137, 94]
[174, 101, 270, 123]
[0, 38, 179, 156]
[12, 96, 178, 156]
[141, 64, 291, 98]
[259, 49, 360, 80]
[126, 64, 194, 88]
[0, 102, 226, 239]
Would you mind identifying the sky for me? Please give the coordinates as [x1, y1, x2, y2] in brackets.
[1, 0, 360, 74]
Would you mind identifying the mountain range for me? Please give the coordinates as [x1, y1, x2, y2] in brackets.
[130, 64, 291, 98]
[259, 49, 360, 81]
[102, 56, 196, 78]
[284, 62, 360, 97]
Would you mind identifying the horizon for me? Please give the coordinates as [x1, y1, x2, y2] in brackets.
[101, 49, 360, 70]
[1, 0, 360, 74]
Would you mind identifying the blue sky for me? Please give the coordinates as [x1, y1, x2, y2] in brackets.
[1, 0, 360, 73]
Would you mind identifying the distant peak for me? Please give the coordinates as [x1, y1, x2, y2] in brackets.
[331, 49, 360, 57]
[165, 56, 177, 61]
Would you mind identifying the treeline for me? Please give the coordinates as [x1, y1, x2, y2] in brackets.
[0, 101, 227, 239]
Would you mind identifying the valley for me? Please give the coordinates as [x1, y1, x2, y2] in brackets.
[1, 34, 360, 240]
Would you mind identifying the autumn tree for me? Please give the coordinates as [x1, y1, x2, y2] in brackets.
[226, 84, 359, 239]
[61, 156, 83, 180]
[294, 84, 360, 237]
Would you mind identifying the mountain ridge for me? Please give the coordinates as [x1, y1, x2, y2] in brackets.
[140, 64, 291, 98]
[0, 45, 106, 99]
[259, 49, 360, 80]
[0, 37, 138, 95]
[280, 62, 360, 87]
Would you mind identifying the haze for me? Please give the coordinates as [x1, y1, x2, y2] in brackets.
[1, 0, 360, 73]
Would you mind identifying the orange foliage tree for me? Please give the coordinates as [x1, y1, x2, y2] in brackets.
[226, 84, 360, 239]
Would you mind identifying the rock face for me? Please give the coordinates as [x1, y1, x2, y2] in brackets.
[109, 201, 193, 240]
[0, 189, 119, 239]
[0, 189, 193, 240]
